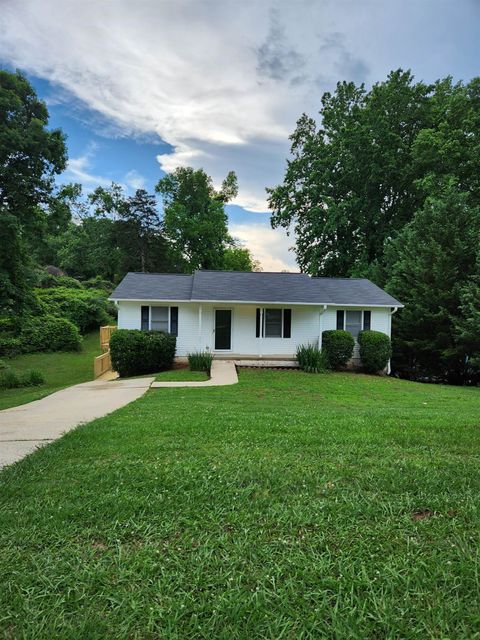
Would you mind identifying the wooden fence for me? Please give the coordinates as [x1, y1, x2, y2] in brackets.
[94, 350, 112, 379]
[100, 325, 117, 351]
[94, 325, 117, 378]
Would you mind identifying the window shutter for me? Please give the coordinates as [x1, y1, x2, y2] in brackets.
[283, 309, 291, 338]
[336, 310, 344, 330]
[170, 306, 178, 336]
[256, 308, 261, 338]
[363, 310, 371, 331]
[141, 306, 149, 331]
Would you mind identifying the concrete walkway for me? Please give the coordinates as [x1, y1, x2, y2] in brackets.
[151, 360, 238, 388]
[0, 377, 154, 469]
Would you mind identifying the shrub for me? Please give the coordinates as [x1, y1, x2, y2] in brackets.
[0, 367, 45, 389]
[22, 369, 46, 386]
[35, 287, 113, 332]
[0, 335, 22, 357]
[20, 315, 82, 353]
[37, 271, 84, 289]
[0, 359, 7, 370]
[296, 342, 329, 373]
[322, 330, 355, 370]
[358, 330, 392, 373]
[0, 369, 21, 389]
[188, 351, 213, 372]
[110, 330, 176, 377]
[83, 276, 115, 292]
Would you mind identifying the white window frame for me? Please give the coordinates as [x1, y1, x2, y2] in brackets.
[340, 309, 367, 339]
[263, 308, 284, 338]
[148, 305, 171, 333]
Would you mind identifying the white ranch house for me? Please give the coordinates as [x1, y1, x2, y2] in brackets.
[109, 270, 403, 367]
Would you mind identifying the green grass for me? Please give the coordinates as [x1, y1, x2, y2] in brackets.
[0, 332, 101, 410]
[155, 369, 209, 382]
[1, 370, 480, 638]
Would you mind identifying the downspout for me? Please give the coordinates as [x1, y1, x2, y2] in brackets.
[318, 305, 328, 350]
[387, 307, 398, 374]
[198, 304, 203, 350]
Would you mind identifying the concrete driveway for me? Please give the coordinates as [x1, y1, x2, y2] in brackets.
[0, 377, 154, 469]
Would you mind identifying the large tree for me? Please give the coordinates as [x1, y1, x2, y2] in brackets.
[222, 246, 260, 272]
[268, 70, 433, 280]
[0, 70, 67, 313]
[386, 179, 480, 384]
[156, 167, 238, 271]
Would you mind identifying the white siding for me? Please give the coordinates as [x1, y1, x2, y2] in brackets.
[116, 301, 393, 358]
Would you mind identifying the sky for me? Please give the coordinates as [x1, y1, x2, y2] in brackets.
[0, 0, 479, 271]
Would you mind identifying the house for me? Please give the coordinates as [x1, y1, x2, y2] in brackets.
[109, 270, 403, 366]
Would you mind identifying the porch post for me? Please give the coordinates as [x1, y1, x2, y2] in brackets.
[198, 304, 203, 349]
[259, 307, 263, 358]
[318, 305, 327, 350]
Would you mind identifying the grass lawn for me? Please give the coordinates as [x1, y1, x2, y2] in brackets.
[1, 370, 480, 638]
[0, 332, 101, 410]
[155, 369, 209, 382]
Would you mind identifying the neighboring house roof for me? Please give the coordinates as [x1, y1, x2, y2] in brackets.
[110, 270, 403, 307]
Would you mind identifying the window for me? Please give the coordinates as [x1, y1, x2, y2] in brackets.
[336, 309, 370, 338]
[150, 306, 169, 332]
[256, 308, 292, 338]
[264, 309, 283, 337]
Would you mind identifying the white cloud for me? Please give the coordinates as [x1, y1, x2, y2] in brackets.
[229, 221, 297, 272]
[63, 143, 112, 189]
[124, 170, 146, 191]
[0, 0, 478, 212]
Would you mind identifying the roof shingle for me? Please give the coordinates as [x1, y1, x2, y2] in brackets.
[109, 270, 402, 307]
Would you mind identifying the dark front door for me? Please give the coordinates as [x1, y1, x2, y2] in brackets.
[215, 309, 232, 350]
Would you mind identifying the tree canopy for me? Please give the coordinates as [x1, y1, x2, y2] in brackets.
[156, 167, 238, 271]
[0, 70, 67, 314]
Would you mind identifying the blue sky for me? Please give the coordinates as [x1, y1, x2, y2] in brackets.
[1, 0, 479, 270]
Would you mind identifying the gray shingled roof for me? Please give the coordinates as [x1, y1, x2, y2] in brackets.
[110, 272, 193, 301]
[110, 270, 402, 307]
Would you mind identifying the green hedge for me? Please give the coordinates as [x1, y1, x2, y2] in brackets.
[20, 315, 82, 353]
[322, 330, 355, 370]
[110, 330, 176, 377]
[358, 330, 392, 373]
[35, 287, 115, 332]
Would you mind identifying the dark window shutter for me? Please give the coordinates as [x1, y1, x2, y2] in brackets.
[363, 310, 371, 331]
[283, 309, 291, 338]
[141, 306, 149, 331]
[170, 306, 178, 336]
[256, 308, 261, 338]
[336, 310, 344, 330]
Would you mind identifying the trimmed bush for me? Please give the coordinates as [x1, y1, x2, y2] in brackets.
[20, 315, 82, 353]
[110, 330, 176, 377]
[188, 351, 213, 372]
[35, 287, 114, 332]
[296, 342, 329, 373]
[322, 330, 355, 370]
[358, 330, 392, 373]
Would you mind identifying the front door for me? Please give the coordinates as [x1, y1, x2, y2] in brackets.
[215, 309, 232, 350]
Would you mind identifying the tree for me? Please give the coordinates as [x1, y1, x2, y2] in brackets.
[268, 70, 433, 280]
[222, 246, 260, 271]
[386, 179, 480, 384]
[120, 189, 162, 272]
[0, 70, 67, 314]
[156, 167, 238, 271]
